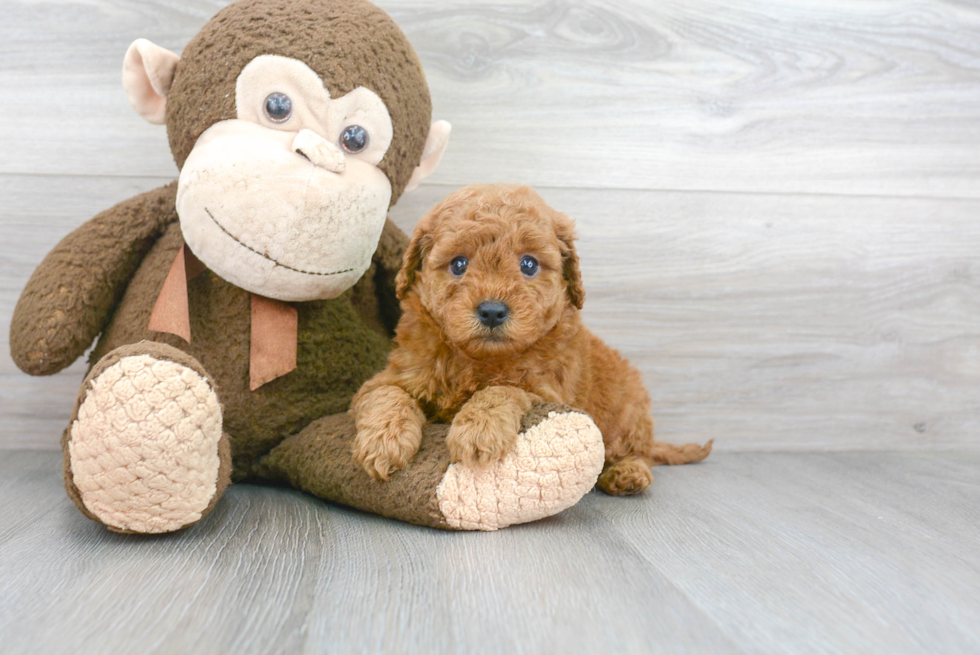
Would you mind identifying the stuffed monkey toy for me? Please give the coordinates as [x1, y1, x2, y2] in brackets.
[10, 0, 604, 534]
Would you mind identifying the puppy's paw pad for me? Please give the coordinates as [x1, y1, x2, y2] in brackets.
[598, 459, 653, 496]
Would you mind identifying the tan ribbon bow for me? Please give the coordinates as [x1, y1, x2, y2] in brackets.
[149, 245, 298, 390]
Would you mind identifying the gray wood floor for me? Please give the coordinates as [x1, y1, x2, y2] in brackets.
[1, 450, 978, 655]
[2, 0, 979, 653]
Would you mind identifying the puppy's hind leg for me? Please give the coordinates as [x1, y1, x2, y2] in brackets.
[596, 407, 658, 495]
[599, 442, 713, 495]
[598, 410, 713, 496]
[598, 457, 654, 496]
[351, 383, 426, 481]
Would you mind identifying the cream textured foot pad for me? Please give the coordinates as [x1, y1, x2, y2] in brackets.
[436, 410, 605, 531]
[69, 354, 223, 534]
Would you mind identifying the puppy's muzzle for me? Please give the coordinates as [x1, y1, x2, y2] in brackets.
[476, 300, 509, 329]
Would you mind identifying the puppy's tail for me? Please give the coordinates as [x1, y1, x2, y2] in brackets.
[648, 439, 713, 466]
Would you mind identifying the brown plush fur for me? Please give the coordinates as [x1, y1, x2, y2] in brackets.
[9, 1, 437, 504]
[352, 184, 712, 493]
[167, 0, 431, 204]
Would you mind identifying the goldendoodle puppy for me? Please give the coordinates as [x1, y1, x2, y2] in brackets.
[351, 184, 711, 494]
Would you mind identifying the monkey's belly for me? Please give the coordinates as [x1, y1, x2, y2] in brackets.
[91, 222, 391, 478]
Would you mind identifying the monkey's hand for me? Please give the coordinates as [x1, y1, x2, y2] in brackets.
[10, 183, 178, 376]
[447, 386, 541, 469]
[351, 381, 426, 481]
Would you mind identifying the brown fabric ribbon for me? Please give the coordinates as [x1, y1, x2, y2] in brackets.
[149, 245, 298, 390]
[248, 294, 298, 390]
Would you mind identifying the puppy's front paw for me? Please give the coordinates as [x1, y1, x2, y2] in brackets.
[353, 423, 422, 481]
[351, 384, 426, 481]
[597, 457, 653, 496]
[446, 408, 520, 469]
[352, 417, 424, 481]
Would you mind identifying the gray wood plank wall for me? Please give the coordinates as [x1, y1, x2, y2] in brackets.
[2, 0, 979, 451]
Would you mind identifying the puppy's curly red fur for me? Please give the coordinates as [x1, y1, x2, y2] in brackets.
[351, 184, 711, 492]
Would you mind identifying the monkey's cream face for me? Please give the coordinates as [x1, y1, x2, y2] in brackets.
[175, 56, 395, 301]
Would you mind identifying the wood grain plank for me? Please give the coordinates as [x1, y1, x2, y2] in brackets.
[2, 450, 977, 654]
[1, 0, 979, 197]
[4, 177, 979, 450]
[590, 451, 980, 654]
[0, 450, 738, 655]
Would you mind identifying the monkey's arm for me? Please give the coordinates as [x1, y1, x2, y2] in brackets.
[372, 218, 409, 335]
[10, 183, 179, 376]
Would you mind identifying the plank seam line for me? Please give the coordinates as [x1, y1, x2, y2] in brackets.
[1, 172, 977, 203]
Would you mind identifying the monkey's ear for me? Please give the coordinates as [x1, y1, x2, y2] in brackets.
[403, 121, 452, 193]
[554, 213, 585, 310]
[122, 39, 181, 125]
[395, 215, 435, 300]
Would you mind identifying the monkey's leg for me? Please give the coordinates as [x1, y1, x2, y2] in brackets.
[63, 341, 231, 534]
[254, 404, 605, 531]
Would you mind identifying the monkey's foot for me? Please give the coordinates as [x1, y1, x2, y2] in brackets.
[254, 404, 604, 532]
[64, 342, 230, 534]
[436, 406, 605, 531]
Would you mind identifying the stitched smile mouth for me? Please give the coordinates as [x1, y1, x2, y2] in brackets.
[205, 208, 354, 277]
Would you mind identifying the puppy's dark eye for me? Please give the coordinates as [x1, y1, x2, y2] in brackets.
[264, 93, 293, 123]
[520, 255, 539, 277]
[340, 125, 369, 153]
[450, 256, 468, 277]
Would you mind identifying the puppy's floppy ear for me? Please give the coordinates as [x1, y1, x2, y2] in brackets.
[395, 214, 435, 300]
[553, 212, 585, 309]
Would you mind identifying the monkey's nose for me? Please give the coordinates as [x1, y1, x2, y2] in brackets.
[292, 129, 346, 174]
[476, 300, 509, 329]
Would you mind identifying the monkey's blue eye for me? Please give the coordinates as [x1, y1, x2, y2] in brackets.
[264, 93, 292, 123]
[450, 256, 468, 277]
[520, 255, 539, 277]
[340, 125, 369, 153]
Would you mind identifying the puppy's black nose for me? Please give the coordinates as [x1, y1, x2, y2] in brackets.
[476, 300, 509, 329]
